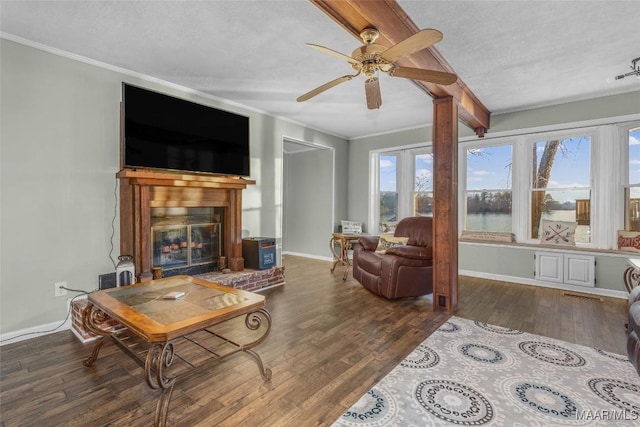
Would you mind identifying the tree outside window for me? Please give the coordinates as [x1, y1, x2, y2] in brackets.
[414, 153, 433, 217]
[530, 136, 591, 243]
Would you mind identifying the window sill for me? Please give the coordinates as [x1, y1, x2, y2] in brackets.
[459, 238, 636, 257]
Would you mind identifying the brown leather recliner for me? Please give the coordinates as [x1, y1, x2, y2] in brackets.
[352, 216, 433, 299]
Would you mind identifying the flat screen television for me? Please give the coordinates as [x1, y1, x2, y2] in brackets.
[122, 83, 250, 177]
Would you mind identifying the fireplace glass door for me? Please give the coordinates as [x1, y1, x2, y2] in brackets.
[152, 225, 189, 269]
[151, 207, 222, 271]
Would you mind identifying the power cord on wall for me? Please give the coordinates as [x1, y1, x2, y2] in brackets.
[108, 178, 119, 270]
[2, 179, 118, 345]
[0, 286, 95, 344]
[4, 178, 118, 345]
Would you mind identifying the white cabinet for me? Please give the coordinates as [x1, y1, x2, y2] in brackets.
[535, 251, 595, 287]
[563, 254, 596, 286]
[535, 252, 564, 283]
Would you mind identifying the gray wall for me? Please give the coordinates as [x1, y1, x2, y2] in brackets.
[346, 91, 640, 295]
[459, 243, 631, 293]
[283, 147, 334, 258]
[0, 39, 348, 335]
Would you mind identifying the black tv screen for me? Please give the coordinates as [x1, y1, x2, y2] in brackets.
[122, 83, 250, 176]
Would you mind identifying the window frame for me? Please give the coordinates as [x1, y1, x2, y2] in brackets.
[623, 122, 640, 231]
[525, 130, 595, 246]
[367, 118, 639, 251]
[411, 147, 434, 218]
[369, 144, 432, 233]
[460, 140, 514, 234]
[377, 151, 400, 230]
[458, 123, 632, 250]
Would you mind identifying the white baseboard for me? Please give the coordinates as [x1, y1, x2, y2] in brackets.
[0, 296, 84, 346]
[459, 269, 628, 300]
[282, 251, 333, 262]
[0, 319, 71, 346]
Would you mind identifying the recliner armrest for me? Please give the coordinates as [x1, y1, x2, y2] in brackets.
[386, 245, 432, 260]
[357, 236, 379, 251]
[630, 286, 640, 309]
[628, 301, 640, 375]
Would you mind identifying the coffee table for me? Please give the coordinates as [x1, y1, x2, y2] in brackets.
[82, 275, 272, 426]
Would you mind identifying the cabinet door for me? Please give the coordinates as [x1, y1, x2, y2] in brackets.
[563, 254, 595, 287]
[535, 252, 563, 283]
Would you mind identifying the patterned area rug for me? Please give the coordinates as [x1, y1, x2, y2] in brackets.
[332, 316, 640, 426]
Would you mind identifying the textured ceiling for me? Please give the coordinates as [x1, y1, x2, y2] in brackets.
[1, 0, 639, 139]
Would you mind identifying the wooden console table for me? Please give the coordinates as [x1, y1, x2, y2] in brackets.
[82, 275, 271, 426]
[330, 233, 365, 281]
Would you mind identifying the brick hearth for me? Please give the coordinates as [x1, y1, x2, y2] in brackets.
[194, 266, 285, 292]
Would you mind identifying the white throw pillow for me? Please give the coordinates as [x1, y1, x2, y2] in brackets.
[341, 220, 362, 234]
[539, 220, 577, 246]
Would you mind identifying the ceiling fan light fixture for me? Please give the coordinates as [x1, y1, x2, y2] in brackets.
[362, 63, 378, 78]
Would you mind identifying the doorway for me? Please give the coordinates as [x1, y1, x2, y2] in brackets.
[282, 137, 334, 258]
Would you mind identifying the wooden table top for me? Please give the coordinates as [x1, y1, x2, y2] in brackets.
[331, 233, 374, 239]
[88, 275, 265, 342]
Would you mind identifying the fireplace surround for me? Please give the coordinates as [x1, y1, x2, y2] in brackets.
[118, 169, 255, 282]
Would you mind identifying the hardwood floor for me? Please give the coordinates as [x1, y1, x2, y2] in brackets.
[0, 255, 628, 426]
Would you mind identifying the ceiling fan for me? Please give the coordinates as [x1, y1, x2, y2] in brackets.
[297, 27, 457, 109]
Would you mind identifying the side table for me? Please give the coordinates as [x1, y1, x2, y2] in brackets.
[330, 233, 363, 280]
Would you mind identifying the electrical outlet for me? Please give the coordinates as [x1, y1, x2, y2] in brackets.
[54, 281, 68, 297]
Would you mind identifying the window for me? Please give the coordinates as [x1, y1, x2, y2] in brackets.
[464, 144, 512, 232]
[373, 147, 433, 233]
[371, 119, 636, 250]
[626, 126, 640, 231]
[414, 152, 433, 217]
[530, 136, 591, 243]
[379, 153, 398, 232]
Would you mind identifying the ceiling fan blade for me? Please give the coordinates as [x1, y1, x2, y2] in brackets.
[389, 66, 458, 85]
[297, 75, 354, 102]
[379, 29, 443, 63]
[365, 77, 382, 110]
[307, 43, 361, 66]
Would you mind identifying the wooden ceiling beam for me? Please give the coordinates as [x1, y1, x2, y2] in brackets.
[311, 0, 490, 137]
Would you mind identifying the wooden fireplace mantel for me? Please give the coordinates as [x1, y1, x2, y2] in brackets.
[117, 169, 255, 282]
[116, 169, 255, 189]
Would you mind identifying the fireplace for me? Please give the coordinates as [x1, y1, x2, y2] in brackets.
[118, 169, 255, 282]
[151, 207, 223, 274]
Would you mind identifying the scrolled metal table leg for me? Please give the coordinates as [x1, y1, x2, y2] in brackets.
[330, 236, 341, 272]
[244, 349, 273, 381]
[624, 266, 640, 293]
[343, 239, 353, 281]
[242, 308, 273, 381]
[145, 342, 177, 427]
[82, 303, 114, 367]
